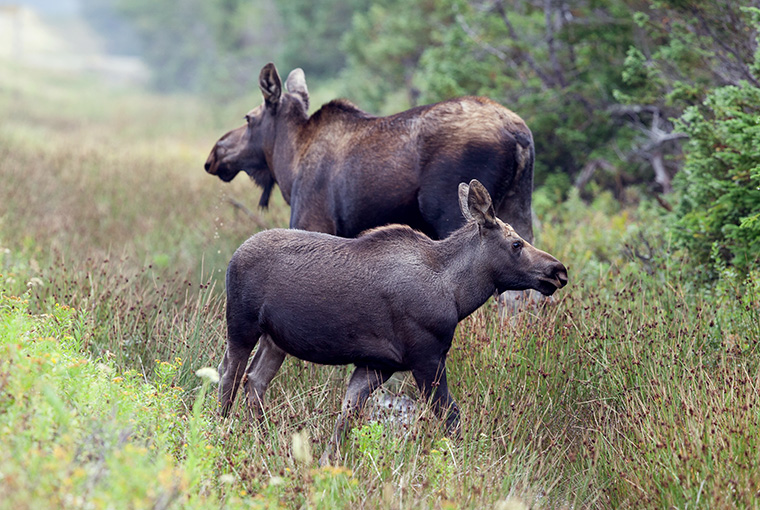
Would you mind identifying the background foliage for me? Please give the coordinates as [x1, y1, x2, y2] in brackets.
[666, 7, 760, 279]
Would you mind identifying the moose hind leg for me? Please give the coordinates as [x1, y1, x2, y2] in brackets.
[320, 366, 393, 466]
[412, 359, 461, 436]
[243, 334, 286, 422]
[218, 342, 256, 417]
[219, 314, 262, 418]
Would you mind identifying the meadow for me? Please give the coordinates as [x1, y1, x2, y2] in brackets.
[1, 60, 759, 509]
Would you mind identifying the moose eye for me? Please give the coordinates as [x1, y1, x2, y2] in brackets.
[244, 115, 251, 123]
[512, 241, 523, 250]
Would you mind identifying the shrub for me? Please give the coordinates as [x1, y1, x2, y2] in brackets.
[668, 7, 760, 278]
[669, 81, 760, 278]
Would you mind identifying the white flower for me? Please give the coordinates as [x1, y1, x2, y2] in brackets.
[292, 430, 312, 464]
[195, 367, 220, 384]
[219, 474, 236, 485]
[495, 499, 529, 510]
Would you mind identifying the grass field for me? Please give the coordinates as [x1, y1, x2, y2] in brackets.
[1, 59, 759, 509]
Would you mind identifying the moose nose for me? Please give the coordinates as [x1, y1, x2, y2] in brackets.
[204, 153, 217, 174]
[554, 266, 568, 288]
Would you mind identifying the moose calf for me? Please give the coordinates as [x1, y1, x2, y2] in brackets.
[218, 179, 568, 464]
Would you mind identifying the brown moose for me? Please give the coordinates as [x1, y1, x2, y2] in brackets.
[218, 179, 568, 464]
[205, 63, 536, 243]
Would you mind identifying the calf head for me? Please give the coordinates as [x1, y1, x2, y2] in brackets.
[204, 63, 309, 207]
[459, 180, 568, 296]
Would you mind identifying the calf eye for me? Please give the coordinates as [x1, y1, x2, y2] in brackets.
[244, 115, 251, 123]
[512, 241, 523, 250]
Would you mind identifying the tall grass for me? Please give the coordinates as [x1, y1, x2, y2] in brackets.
[1, 59, 759, 508]
[0, 59, 286, 381]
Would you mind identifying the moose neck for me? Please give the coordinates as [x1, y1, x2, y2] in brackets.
[268, 108, 309, 205]
[437, 225, 499, 321]
[268, 101, 370, 206]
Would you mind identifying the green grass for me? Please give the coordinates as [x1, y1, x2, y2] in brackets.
[1, 59, 759, 509]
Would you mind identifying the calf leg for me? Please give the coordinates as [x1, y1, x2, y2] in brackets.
[320, 366, 394, 466]
[218, 342, 255, 417]
[219, 315, 261, 417]
[412, 359, 461, 435]
[243, 334, 286, 421]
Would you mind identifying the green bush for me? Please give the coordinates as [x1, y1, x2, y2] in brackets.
[670, 81, 760, 278]
[664, 6, 760, 279]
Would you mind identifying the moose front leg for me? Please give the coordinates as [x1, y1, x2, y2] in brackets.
[243, 334, 286, 422]
[320, 366, 394, 466]
[412, 359, 461, 436]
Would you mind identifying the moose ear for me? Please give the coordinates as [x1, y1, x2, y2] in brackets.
[466, 179, 497, 228]
[458, 182, 473, 221]
[259, 63, 282, 110]
[285, 68, 309, 111]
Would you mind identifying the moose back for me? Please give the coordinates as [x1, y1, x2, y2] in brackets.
[205, 63, 535, 242]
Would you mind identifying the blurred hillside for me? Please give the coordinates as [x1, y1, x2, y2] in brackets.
[3, 0, 79, 13]
[0, 3, 146, 84]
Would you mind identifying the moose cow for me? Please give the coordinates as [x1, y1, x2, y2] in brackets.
[205, 63, 535, 243]
[218, 180, 567, 464]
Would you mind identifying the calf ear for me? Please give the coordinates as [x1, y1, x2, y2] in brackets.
[467, 179, 497, 228]
[259, 63, 282, 110]
[285, 68, 309, 111]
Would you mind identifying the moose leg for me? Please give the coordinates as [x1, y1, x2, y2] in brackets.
[320, 366, 393, 466]
[412, 359, 461, 436]
[218, 342, 256, 417]
[243, 334, 286, 422]
[290, 207, 337, 236]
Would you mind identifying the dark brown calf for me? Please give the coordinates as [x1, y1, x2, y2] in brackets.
[218, 180, 567, 464]
[205, 63, 535, 243]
